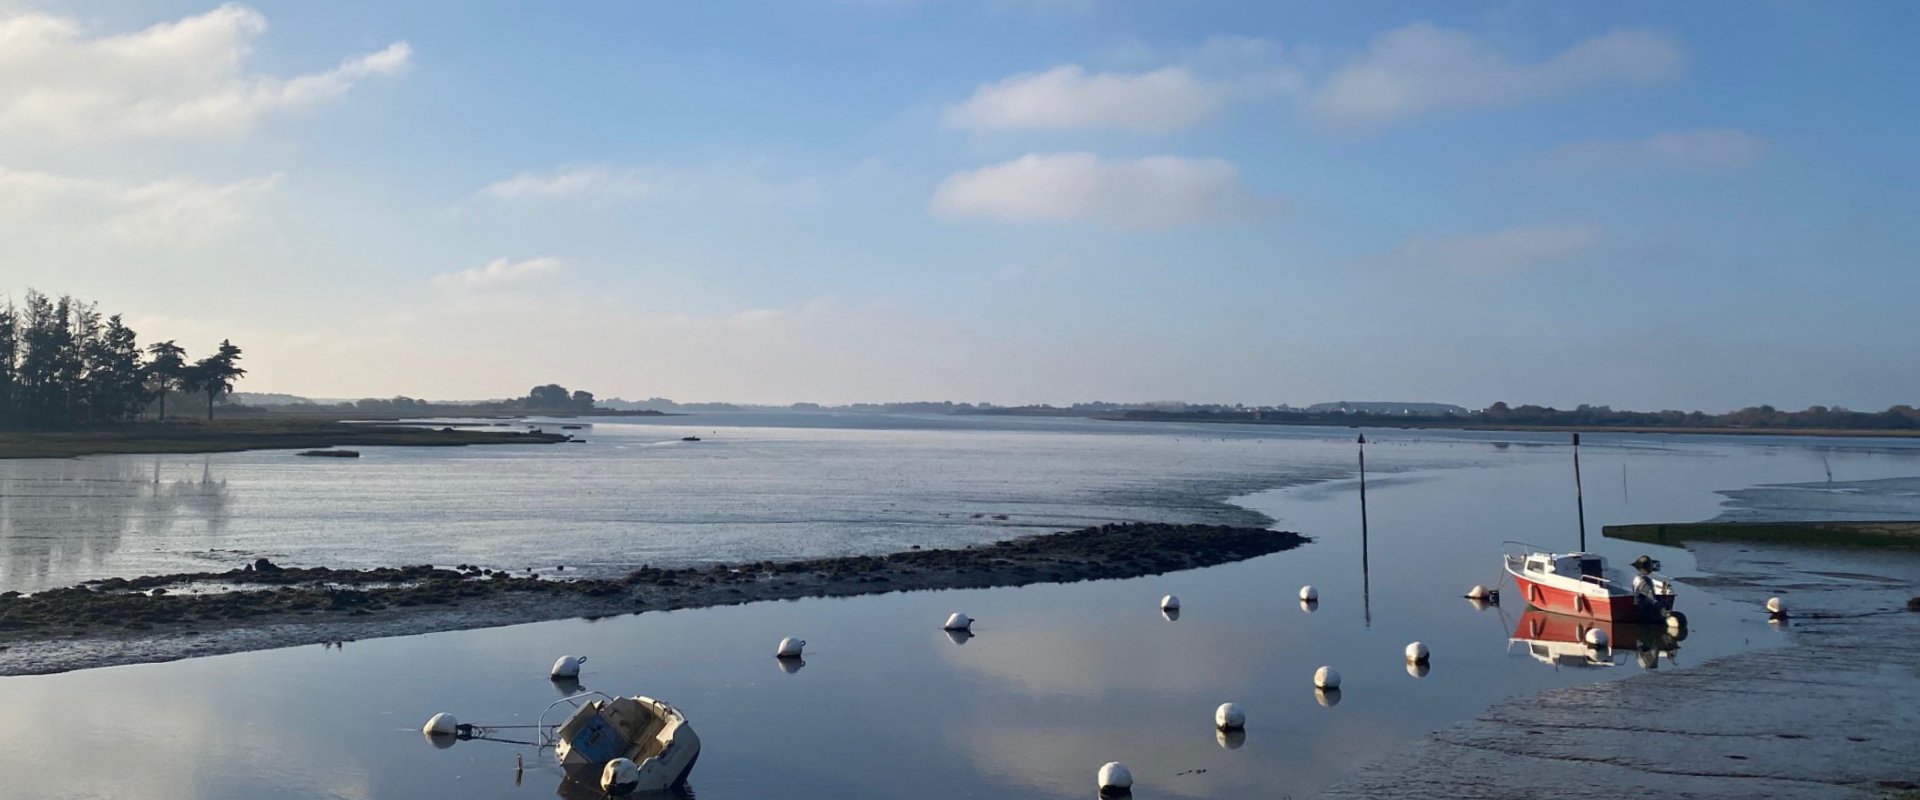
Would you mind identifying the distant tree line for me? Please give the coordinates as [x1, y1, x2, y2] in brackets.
[1113, 401, 1920, 431]
[0, 290, 245, 428]
[517, 384, 597, 412]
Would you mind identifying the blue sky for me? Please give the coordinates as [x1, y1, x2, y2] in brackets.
[2, 1, 1916, 410]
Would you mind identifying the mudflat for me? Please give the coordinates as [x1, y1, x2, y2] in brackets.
[0, 522, 1305, 676]
[0, 419, 568, 459]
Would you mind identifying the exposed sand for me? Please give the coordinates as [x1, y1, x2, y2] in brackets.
[0, 523, 1304, 676]
[1320, 538, 1920, 799]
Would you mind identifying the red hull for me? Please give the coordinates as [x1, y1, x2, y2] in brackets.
[1512, 575, 1666, 622]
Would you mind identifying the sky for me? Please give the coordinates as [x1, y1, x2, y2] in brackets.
[1, 1, 1916, 411]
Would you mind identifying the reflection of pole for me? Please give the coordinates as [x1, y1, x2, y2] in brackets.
[1573, 433, 1586, 551]
[1358, 433, 1371, 626]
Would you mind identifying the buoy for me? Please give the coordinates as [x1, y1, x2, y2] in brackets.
[1299, 598, 1318, 613]
[1466, 584, 1490, 600]
[1665, 611, 1687, 630]
[601, 757, 640, 796]
[1314, 666, 1341, 690]
[1405, 642, 1429, 664]
[422, 712, 458, 737]
[1299, 585, 1318, 602]
[1097, 761, 1133, 794]
[1584, 628, 1609, 648]
[776, 637, 806, 659]
[1766, 597, 1787, 617]
[550, 655, 586, 680]
[1214, 702, 1245, 730]
[1160, 594, 1180, 611]
[943, 612, 973, 631]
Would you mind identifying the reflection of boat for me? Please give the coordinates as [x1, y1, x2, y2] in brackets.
[1503, 543, 1676, 622]
[1510, 610, 1620, 667]
[1509, 609, 1683, 668]
[549, 693, 701, 793]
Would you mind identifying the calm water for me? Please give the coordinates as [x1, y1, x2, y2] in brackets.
[3, 417, 1920, 799]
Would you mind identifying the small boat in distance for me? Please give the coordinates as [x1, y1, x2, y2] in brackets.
[680, 436, 701, 442]
[1503, 542, 1677, 623]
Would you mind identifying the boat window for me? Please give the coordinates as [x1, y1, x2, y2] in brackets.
[1579, 558, 1603, 578]
[1525, 559, 1546, 574]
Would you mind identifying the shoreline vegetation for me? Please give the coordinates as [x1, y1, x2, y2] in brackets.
[0, 419, 570, 459]
[1089, 407, 1920, 438]
[0, 522, 1304, 676]
[1605, 520, 1920, 549]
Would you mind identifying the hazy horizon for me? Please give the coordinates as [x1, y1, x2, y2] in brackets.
[5, 2, 1916, 411]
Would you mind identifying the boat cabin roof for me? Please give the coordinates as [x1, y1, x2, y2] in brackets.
[1521, 552, 1606, 577]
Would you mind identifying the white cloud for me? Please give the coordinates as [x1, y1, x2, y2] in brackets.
[0, 4, 410, 142]
[1308, 25, 1685, 126]
[930, 153, 1259, 228]
[942, 65, 1227, 133]
[0, 165, 277, 247]
[1546, 128, 1766, 172]
[478, 167, 658, 201]
[1396, 225, 1598, 277]
[431, 257, 565, 291]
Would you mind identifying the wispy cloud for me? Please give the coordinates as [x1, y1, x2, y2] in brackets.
[943, 66, 1228, 134]
[1545, 129, 1766, 172]
[431, 257, 565, 291]
[0, 5, 409, 142]
[1307, 25, 1685, 126]
[1395, 225, 1599, 277]
[478, 167, 658, 201]
[0, 165, 278, 248]
[930, 153, 1262, 228]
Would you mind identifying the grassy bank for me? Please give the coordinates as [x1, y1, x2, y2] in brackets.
[1604, 520, 1920, 549]
[1100, 415, 1920, 438]
[0, 419, 569, 459]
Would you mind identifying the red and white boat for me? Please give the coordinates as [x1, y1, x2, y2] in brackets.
[1503, 543, 1677, 623]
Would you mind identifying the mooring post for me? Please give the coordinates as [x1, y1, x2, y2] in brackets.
[1359, 432, 1371, 626]
[1573, 432, 1587, 551]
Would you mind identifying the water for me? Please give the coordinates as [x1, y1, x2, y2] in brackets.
[4, 417, 1920, 799]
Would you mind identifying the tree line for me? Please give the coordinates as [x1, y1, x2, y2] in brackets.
[1114, 401, 1920, 431]
[0, 290, 246, 428]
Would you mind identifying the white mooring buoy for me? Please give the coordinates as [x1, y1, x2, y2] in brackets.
[1466, 584, 1491, 600]
[601, 757, 640, 796]
[1215, 702, 1245, 730]
[1405, 641, 1430, 664]
[1097, 761, 1133, 794]
[944, 612, 973, 631]
[1584, 628, 1609, 649]
[550, 655, 586, 680]
[1766, 597, 1787, 617]
[776, 637, 806, 659]
[422, 712, 459, 737]
[1314, 666, 1341, 690]
[1160, 594, 1181, 612]
[1299, 585, 1318, 602]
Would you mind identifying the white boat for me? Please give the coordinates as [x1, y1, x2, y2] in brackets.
[547, 693, 701, 794]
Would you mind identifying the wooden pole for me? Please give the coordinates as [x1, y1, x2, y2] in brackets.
[1358, 432, 1371, 626]
[1573, 432, 1586, 551]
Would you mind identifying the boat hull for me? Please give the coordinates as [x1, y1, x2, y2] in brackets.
[1511, 573, 1671, 622]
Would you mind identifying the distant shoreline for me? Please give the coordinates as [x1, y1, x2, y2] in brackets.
[1096, 415, 1920, 439]
[0, 523, 1304, 676]
[0, 419, 570, 459]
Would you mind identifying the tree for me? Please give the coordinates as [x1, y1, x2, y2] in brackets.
[188, 339, 246, 420]
[570, 389, 595, 409]
[146, 340, 187, 421]
[0, 301, 14, 424]
[528, 384, 571, 408]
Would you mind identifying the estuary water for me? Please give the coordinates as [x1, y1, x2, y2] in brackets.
[3, 415, 1920, 799]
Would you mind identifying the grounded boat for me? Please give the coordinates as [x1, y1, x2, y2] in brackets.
[1503, 542, 1678, 623]
[549, 693, 701, 794]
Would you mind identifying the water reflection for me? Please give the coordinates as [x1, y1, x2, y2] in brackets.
[775, 658, 806, 675]
[1507, 611, 1684, 670]
[0, 456, 232, 592]
[943, 629, 974, 645]
[1299, 598, 1318, 613]
[1215, 728, 1246, 750]
[1314, 688, 1342, 708]
[1159, 607, 1180, 622]
[1406, 661, 1430, 679]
